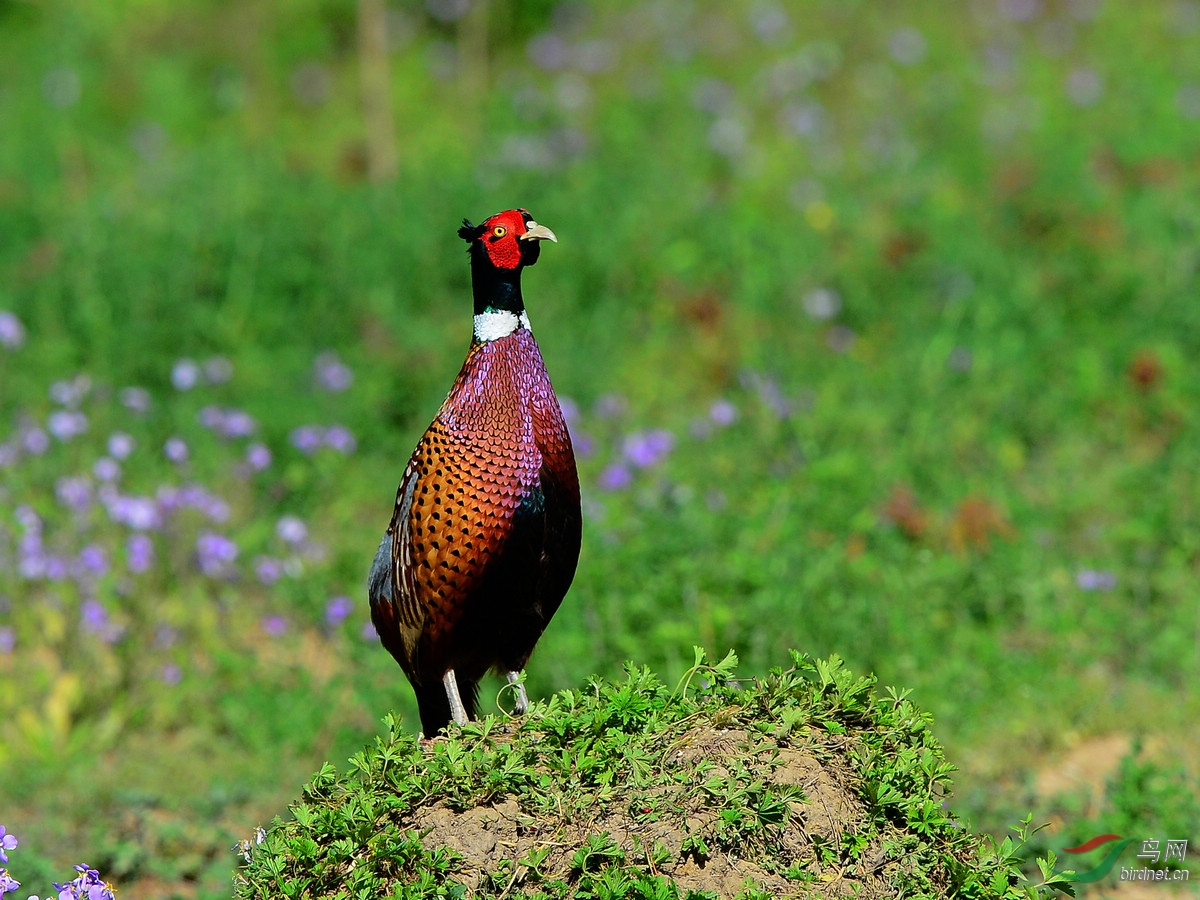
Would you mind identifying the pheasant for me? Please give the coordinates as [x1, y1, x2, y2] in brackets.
[368, 208, 582, 735]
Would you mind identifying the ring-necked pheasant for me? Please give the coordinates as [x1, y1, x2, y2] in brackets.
[368, 208, 582, 735]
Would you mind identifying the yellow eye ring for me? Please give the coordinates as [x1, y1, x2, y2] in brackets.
[492, 225, 507, 238]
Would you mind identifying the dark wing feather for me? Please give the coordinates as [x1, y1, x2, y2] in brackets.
[368, 454, 425, 675]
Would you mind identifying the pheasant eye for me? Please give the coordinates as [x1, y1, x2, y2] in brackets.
[492, 225, 507, 238]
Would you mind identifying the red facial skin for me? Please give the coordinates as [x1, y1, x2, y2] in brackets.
[478, 209, 533, 270]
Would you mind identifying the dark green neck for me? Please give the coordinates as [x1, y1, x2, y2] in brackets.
[470, 245, 525, 316]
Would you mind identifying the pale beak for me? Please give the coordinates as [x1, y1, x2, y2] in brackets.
[520, 221, 558, 243]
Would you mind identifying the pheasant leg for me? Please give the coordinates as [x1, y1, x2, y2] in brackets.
[443, 669, 469, 726]
[506, 670, 529, 715]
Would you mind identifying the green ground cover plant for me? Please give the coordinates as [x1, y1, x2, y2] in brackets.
[0, 0, 1198, 896]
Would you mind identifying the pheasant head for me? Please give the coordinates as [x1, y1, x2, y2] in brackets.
[458, 209, 557, 337]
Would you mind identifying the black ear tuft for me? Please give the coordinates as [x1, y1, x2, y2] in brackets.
[458, 219, 485, 243]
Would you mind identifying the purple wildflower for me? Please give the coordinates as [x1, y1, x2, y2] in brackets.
[80, 600, 121, 643]
[0, 824, 16, 862]
[276, 515, 308, 545]
[42, 556, 68, 585]
[154, 624, 178, 648]
[196, 532, 238, 577]
[47, 410, 88, 441]
[170, 483, 205, 510]
[200, 406, 256, 438]
[199, 405, 225, 430]
[18, 535, 46, 580]
[56, 476, 93, 512]
[244, 442, 271, 471]
[0, 311, 25, 350]
[314, 351, 354, 391]
[171, 358, 201, 390]
[76, 545, 108, 577]
[81, 599, 108, 631]
[93, 457, 120, 482]
[44, 555, 70, 581]
[53, 864, 116, 900]
[15, 504, 41, 531]
[159, 663, 183, 685]
[107, 432, 135, 460]
[572, 432, 594, 458]
[0, 442, 16, 468]
[254, 556, 284, 585]
[0, 869, 18, 895]
[21, 427, 49, 455]
[290, 425, 324, 455]
[50, 375, 91, 407]
[164, 436, 188, 463]
[1076, 569, 1117, 591]
[361, 620, 378, 641]
[598, 463, 632, 491]
[203, 356, 233, 384]
[260, 614, 287, 637]
[162, 483, 228, 520]
[202, 495, 230, 523]
[107, 495, 162, 530]
[623, 430, 674, 468]
[710, 399, 738, 426]
[222, 409, 256, 438]
[119, 387, 152, 414]
[0, 627, 13, 655]
[323, 424, 357, 454]
[325, 595, 353, 627]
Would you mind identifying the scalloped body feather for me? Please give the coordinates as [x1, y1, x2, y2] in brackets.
[369, 326, 581, 733]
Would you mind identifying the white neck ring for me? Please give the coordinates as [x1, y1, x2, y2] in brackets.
[473, 310, 531, 342]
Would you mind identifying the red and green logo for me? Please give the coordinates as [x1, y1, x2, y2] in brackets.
[1059, 834, 1190, 883]
[1058, 834, 1138, 883]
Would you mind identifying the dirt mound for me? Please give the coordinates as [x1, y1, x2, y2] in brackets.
[411, 726, 888, 897]
[233, 652, 1039, 899]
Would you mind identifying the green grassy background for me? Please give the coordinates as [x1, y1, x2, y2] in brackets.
[1, 0, 1198, 896]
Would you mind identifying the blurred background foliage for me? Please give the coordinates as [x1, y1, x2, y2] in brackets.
[1, 0, 1199, 896]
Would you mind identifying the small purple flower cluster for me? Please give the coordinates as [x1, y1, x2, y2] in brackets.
[171, 356, 232, 391]
[199, 405, 257, 439]
[0, 825, 15, 864]
[0, 825, 116, 900]
[1, 348, 378, 712]
[313, 351, 354, 392]
[0, 311, 25, 350]
[1076, 569, 1117, 591]
[587, 375, 792, 495]
[289, 424, 357, 455]
[196, 532, 238, 577]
